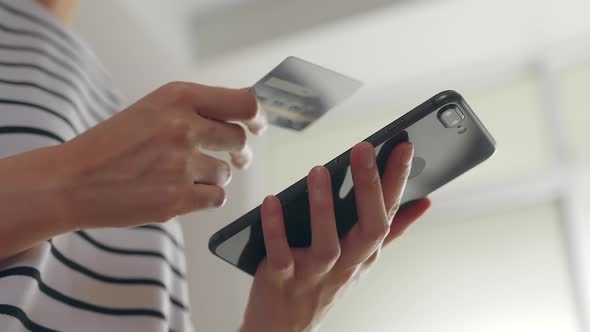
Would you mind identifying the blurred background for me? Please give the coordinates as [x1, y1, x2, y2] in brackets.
[74, 0, 590, 331]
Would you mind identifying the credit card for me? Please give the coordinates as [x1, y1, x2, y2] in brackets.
[250, 56, 362, 131]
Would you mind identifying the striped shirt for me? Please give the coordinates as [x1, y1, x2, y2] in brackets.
[0, 1, 193, 331]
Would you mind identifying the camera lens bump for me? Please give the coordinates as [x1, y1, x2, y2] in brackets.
[438, 105, 465, 128]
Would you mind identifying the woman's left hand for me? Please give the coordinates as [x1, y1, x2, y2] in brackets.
[239, 141, 431, 332]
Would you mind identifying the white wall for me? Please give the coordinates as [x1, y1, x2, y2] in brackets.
[74, 0, 192, 102]
[321, 202, 579, 332]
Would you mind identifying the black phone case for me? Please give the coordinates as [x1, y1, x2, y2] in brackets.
[209, 90, 496, 275]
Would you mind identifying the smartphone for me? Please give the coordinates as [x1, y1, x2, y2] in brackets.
[209, 90, 496, 275]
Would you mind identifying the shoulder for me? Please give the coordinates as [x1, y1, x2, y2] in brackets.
[0, 0, 125, 156]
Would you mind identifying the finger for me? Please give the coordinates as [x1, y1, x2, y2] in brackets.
[230, 144, 254, 170]
[337, 142, 389, 268]
[261, 195, 294, 277]
[381, 142, 415, 221]
[364, 198, 431, 267]
[245, 108, 268, 135]
[382, 198, 431, 247]
[240, 87, 268, 135]
[172, 82, 259, 122]
[188, 152, 232, 187]
[364, 247, 382, 267]
[302, 166, 340, 276]
[68, 180, 226, 229]
[177, 183, 227, 215]
[193, 117, 248, 153]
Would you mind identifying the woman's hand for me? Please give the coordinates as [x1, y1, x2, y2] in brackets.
[0, 82, 265, 260]
[240, 142, 431, 332]
[54, 82, 266, 230]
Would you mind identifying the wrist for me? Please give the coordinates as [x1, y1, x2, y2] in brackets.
[238, 317, 314, 332]
[37, 143, 85, 232]
[0, 143, 81, 191]
[49, 142, 84, 187]
[49, 186, 81, 233]
[0, 188, 77, 261]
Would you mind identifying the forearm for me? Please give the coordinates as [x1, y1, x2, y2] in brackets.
[0, 144, 76, 192]
[0, 188, 72, 261]
[0, 145, 74, 260]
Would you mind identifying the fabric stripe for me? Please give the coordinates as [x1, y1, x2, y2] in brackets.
[0, 126, 64, 143]
[50, 233, 187, 286]
[0, 304, 57, 332]
[76, 231, 187, 280]
[0, 11, 76, 61]
[0, 1, 193, 330]
[137, 225, 185, 250]
[0, 1, 79, 56]
[0, 77, 78, 109]
[0, 241, 189, 314]
[0, 60, 117, 121]
[0, 75, 113, 126]
[0, 40, 119, 118]
[0, 276, 170, 332]
[0, 267, 166, 319]
[0, 61, 76, 91]
[7, 0, 123, 104]
[0, 2, 121, 106]
[0, 102, 77, 140]
[0, 41, 76, 77]
[49, 241, 188, 311]
[0, 99, 78, 133]
[86, 228, 187, 272]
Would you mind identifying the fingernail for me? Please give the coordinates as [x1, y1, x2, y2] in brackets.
[263, 195, 275, 209]
[400, 143, 414, 166]
[263, 195, 281, 218]
[219, 165, 232, 187]
[232, 145, 253, 169]
[361, 144, 375, 169]
[212, 189, 227, 208]
[252, 116, 268, 136]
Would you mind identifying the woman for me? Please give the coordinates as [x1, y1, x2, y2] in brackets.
[0, 0, 431, 331]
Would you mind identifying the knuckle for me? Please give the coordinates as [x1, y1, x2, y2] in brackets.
[366, 250, 380, 266]
[197, 120, 217, 140]
[369, 172, 381, 187]
[337, 267, 360, 286]
[216, 160, 232, 186]
[388, 201, 402, 216]
[166, 183, 186, 202]
[160, 81, 191, 102]
[195, 185, 226, 208]
[315, 246, 341, 265]
[158, 184, 187, 216]
[166, 113, 191, 133]
[363, 222, 390, 243]
[165, 151, 189, 175]
[161, 114, 191, 147]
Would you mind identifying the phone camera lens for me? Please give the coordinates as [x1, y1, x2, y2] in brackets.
[438, 105, 465, 128]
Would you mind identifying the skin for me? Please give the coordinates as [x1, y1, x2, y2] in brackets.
[0, 2, 431, 331]
[36, 0, 79, 26]
[0, 82, 266, 260]
[240, 143, 431, 332]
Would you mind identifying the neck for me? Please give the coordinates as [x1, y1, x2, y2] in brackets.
[36, 0, 79, 26]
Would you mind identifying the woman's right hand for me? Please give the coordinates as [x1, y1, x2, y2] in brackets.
[53, 82, 266, 230]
